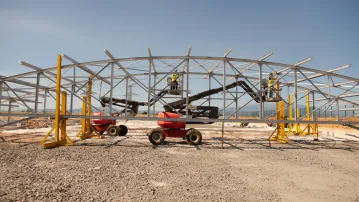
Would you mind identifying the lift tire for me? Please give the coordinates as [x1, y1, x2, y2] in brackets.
[186, 128, 202, 145]
[107, 125, 119, 136]
[118, 125, 128, 136]
[148, 128, 165, 145]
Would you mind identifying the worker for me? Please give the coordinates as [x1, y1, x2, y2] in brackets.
[171, 70, 179, 90]
[268, 73, 275, 98]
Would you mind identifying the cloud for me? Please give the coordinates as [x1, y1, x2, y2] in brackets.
[0, 9, 96, 42]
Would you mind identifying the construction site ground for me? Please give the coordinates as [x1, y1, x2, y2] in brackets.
[1, 121, 359, 201]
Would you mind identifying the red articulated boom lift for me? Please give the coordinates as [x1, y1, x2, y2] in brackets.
[90, 112, 128, 136]
[101, 79, 282, 145]
[147, 80, 273, 145]
[148, 112, 202, 145]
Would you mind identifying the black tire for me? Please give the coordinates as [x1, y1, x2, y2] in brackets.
[186, 128, 202, 145]
[148, 128, 165, 145]
[107, 125, 119, 136]
[118, 125, 128, 136]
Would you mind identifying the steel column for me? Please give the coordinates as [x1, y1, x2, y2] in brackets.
[259, 63, 263, 119]
[209, 74, 212, 108]
[125, 77, 128, 117]
[43, 90, 48, 113]
[336, 99, 339, 121]
[223, 61, 226, 119]
[186, 59, 190, 118]
[70, 84, 75, 114]
[153, 73, 156, 117]
[34, 73, 40, 113]
[109, 62, 114, 115]
[328, 76, 331, 97]
[147, 60, 152, 117]
[294, 68, 298, 120]
[0, 81, 2, 112]
[235, 77, 238, 119]
[181, 73, 184, 99]
[7, 100, 11, 123]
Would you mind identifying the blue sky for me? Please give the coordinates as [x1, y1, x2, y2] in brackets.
[1, 0, 358, 111]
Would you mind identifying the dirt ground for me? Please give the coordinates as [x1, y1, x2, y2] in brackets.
[1, 121, 359, 201]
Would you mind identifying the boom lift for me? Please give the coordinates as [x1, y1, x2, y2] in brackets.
[148, 80, 282, 145]
[100, 80, 282, 145]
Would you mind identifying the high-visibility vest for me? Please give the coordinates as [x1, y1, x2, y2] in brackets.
[268, 78, 274, 87]
[172, 74, 179, 82]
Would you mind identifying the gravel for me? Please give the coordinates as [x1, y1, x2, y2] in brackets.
[1, 124, 359, 201]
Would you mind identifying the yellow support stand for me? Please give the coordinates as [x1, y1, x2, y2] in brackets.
[40, 54, 73, 148]
[77, 96, 88, 137]
[295, 108, 300, 134]
[288, 94, 293, 133]
[77, 74, 103, 139]
[87, 74, 92, 134]
[268, 101, 290, 144]
[297, 92, 319, 136]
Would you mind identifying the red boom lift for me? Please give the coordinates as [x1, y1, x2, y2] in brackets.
[147, 112, 202, 145]
[101, 80, 282, 145]
[90, 112, 128, 136]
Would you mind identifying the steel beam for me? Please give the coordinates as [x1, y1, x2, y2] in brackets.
[148, 48, 157, 73]
[204, 49, 232, 78]
[286, 64, 351, 85]
[62, 54, 111, 85]
[0, 75, 51, 91]
[20, 61, 74, 84]
[239, 52, 273, 73]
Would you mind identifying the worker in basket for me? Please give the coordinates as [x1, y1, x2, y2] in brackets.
[171, 70, 179, 90]
[268, 73, 275, 98]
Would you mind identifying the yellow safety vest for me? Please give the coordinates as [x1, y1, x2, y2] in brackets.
[268, 78, 274, 87]
[172, 74, 179, 82]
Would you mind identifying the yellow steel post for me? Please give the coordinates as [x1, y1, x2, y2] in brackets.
[54, 54, 62, 142]
[86, 74, 93, 135]
[276, 101, 279, 130]
[279, 101, 286, 141]
[41, 54, 63, 148]
[272, 101, 289, 143]
[306, 92, 311, 134]
[61, 91, 67, 141]
[81, 96, 87, 136]
[276, 101, 280, 138]
[59, 91, 73, 146]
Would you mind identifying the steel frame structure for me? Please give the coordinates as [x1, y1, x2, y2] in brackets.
[1, 48, 359, 128]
